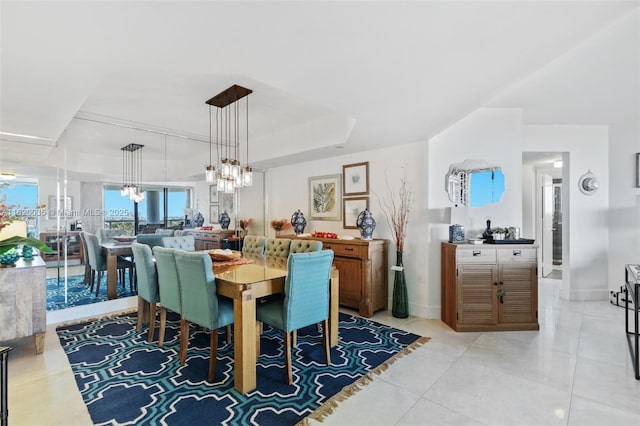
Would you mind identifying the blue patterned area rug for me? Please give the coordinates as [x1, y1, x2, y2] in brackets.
[57, 311, 429, 425]
[47, 273, 137, 311]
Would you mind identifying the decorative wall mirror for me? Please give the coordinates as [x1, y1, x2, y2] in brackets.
[445, 160, 505, 207]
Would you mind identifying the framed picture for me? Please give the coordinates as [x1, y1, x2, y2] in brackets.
[220, 193, 235, 217]
[209, 204, 219, 223]
[309, 174, 342, 221]
[48, 195, 73, 218]
[343, 197, 369, 229]
[209, 185, 218, 203]
[343, 161, 369, 196]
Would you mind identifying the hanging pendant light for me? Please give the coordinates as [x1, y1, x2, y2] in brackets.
[205, 84, 253, 193]
[121, 143, 145, 202]
[204, 105, 216, 184]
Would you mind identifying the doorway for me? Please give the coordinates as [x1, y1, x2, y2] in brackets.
[522, 152, 565, 280]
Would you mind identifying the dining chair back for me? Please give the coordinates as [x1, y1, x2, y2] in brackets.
[78, 230, 91, 284]
[174, 251, 235, 381]
[288, 240, 323, 254]
[256, 250, 334, 384]
[162, 235, 196, 251]
[131, 242, 160, 343]
[264, 238, 291, 257]
[136, 234, 165, 249]
[242, 235, 266, 255]
[153, 246, 182, 347]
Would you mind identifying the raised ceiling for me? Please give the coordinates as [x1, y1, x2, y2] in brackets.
[1, 1, 638, 183]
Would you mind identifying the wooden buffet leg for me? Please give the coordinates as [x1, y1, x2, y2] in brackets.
[34, 333, 45, 355]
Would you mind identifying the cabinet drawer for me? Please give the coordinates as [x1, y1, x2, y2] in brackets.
[322, 242, 365, 258]
[497, 248, 536, 263]
[457, 248, 496, 264]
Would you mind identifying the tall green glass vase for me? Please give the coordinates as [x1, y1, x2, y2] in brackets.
[392, 250, 408, 318]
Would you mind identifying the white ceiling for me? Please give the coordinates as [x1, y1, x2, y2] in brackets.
[1, 1, 638, 183]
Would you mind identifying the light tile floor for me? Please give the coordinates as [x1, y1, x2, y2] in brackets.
[5, 276, 640, 426]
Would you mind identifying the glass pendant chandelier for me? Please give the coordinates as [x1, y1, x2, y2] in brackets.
[205, 84, 253, 193]
[204, 105, 216, 184]
[120, 143, 145, 202]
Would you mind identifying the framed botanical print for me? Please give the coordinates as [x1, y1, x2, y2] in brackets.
[209, 204, 219, 223]
[220, 193, 235, 217]
[309, 174, 342, 221]
[48, 195, 73, 218]
[343, 197, 369, 229]
[343, 161, 369, 196]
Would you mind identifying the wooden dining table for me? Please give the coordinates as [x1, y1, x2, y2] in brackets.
[213, 253, 339, 394]
[100, 241, 134, 300]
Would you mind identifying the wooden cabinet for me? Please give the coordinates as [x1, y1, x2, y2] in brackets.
[441, 242, 539, 331]
[0, 257, 47, 354]
[186, 230, 235, 251]
[288, 235, 388, 317]
[39, 231, 83, 264]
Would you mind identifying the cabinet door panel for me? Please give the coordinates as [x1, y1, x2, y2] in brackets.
[333, 256, 362, 309]
[458, 264, 497, 325]
[498, 264, 537, 323]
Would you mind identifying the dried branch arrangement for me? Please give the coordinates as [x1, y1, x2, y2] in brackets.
[376, 167, 413, 252]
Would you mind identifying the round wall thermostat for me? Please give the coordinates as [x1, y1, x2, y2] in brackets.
[578, 171, 599, 195]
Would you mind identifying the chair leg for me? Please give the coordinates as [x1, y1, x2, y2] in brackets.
[84, 264, 91, 284]
[322, 319, 331, 366]
[95, 271, 102, 297]
[129, 267, 134, 291]
[292, 330, 297, 347]
[136, 297, 145, 331]
[158, 307, 167, 347]
[284, 331, 293, 385]
[147, 302, 156, 343]
[179, 318, 189, 365]
[208, 328, 218, 382]
[225, 325, 231, 344]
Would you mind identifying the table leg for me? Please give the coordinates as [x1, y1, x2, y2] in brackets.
[329, 269, 339, 347]
[233, 296, 257, 394]
[106, 254, 117, 299]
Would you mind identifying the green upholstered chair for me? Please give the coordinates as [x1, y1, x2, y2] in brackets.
[289, 239, 323, 254]
[174, 251, 235, 382]
[153, 246, 183, 348]
[264, 238, 292, 257]
[131, 242, 160, 343]
[256, 250, 334, 384]
[162, 235, 196, 252]
[136, 234, 166, 250]
[82, 232, 135, 296]
[242, 235, 266, 255]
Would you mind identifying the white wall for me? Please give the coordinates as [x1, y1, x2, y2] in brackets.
[266, 141, 430, 317]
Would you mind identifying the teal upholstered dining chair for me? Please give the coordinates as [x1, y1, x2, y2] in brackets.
[242, 235, 266, 255]
[289, 239, 323, 254]
[256, 250, 334, 385]
[82, 232, 135, 296]
[78, 230, 92, 285]
[131, 242, 160, 343]
[162, 235, 196, 252]
[174, 251, 235, 382]
[264, 238, 292, 257]
[136, 234, 165, 250]
[153, 246, 183, 347]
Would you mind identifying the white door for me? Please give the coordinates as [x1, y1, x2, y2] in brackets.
[541, 173, 553, 277]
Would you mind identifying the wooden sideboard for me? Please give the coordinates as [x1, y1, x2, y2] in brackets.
[441, 242, 539, 332]
[39, 231, 83, 264]
[287, 235, 388, 317]
[181, 229, 236, 251]
[0, 257, 47, 354]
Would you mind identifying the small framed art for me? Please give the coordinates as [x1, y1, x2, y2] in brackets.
[343, 197, 369, 229]
[309, 174, 342, 221]
[343, 161, 369, 196]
